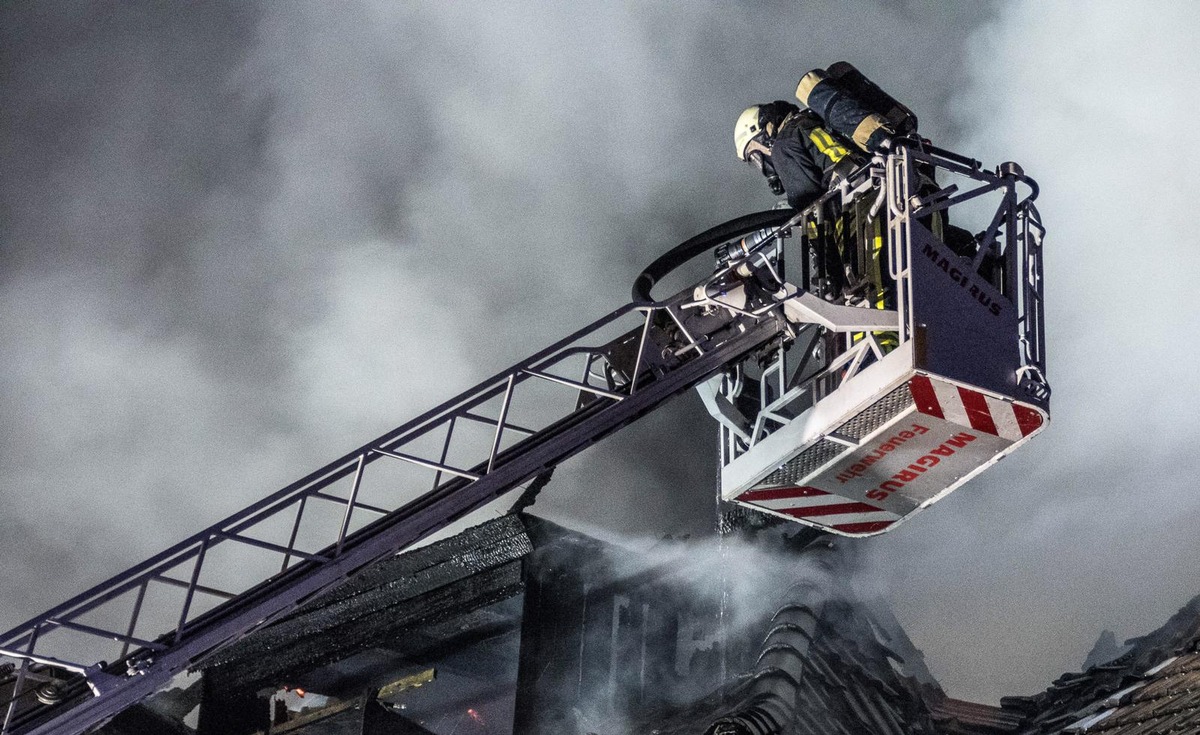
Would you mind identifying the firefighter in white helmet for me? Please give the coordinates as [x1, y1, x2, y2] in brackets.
[735, 100, 859, 211]
[735, 76, 899, 321]
[735, 70, 893, 210]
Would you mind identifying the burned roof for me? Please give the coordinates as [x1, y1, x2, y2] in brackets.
[631, 593, 942, 735]
[90, 507, 969, 735]
[1060, 653, 1200, 733]
[199, 514, 533, 695]
[550, 528, 947, 735]
[1011, 593, 1200, 735]
[929, 695, 1025, 735]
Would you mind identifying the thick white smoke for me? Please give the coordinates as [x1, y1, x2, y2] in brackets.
[862, 0, 1200, 701]
[15, 0, 1196, 710]
[0, 0, 989, 629]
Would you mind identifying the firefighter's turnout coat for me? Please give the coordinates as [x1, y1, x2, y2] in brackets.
[769, 110, 863, 211]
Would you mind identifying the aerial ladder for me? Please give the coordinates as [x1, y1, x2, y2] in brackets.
[0, 140, 1048, 734]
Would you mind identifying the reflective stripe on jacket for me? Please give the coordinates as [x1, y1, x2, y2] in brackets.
[769, 110, 864, 210]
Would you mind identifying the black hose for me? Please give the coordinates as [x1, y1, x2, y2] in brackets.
[632, 209, 795, 303]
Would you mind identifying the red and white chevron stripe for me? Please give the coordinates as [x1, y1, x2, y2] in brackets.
[909, 375, 1042, 441]
[738, 485, 900, 534]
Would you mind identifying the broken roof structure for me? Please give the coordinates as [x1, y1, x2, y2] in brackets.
[1001, 594, 1200, 735]
[635, 593, 942, 735]
[516, 515, 942, 735]
[27, 507, 1193, 735]
[41, 508, 954, 735]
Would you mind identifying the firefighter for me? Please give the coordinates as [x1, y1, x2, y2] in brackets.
[734, 72, 894, 210]
[734, 100, 853, 211]
[734, 84, 898, 330]
[735, 98, 891, 294]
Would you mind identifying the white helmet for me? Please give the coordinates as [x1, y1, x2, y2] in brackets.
[734, 101, 799, 160]
[734, 105, 764, 161]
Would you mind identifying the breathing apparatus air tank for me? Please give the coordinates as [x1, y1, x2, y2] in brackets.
[795, 61, 919, 153]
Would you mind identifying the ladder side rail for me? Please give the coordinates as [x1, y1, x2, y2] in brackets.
[25, 301, 667, 658]
[0, 301, 643, 650]
[0, 288, 749, 730]
[220, 364, 577, 540]
[1, 300, 659, 733]
[11, 307, 787, 735]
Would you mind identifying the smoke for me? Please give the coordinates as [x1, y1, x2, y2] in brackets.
[861, 0, 1200, 702]
[0, 0, 993, 630]
[524, 521, 853, 734]
[15, 0, 1200, 715]
[22, 0, 1190, 712]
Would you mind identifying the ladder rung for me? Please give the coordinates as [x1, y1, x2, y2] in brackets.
[215, 533, 328, 562]
[310, 492, 390, 516]
[371, 449, 481, 480]
[520, 369, 626, 400]
[149, 575, 238, 601]
[45, 619, 166, 651]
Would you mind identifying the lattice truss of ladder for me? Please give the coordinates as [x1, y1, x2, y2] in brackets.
[0, 275, 790, 734]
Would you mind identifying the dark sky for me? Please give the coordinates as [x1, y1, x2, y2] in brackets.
[3, 0, 1199, 705]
